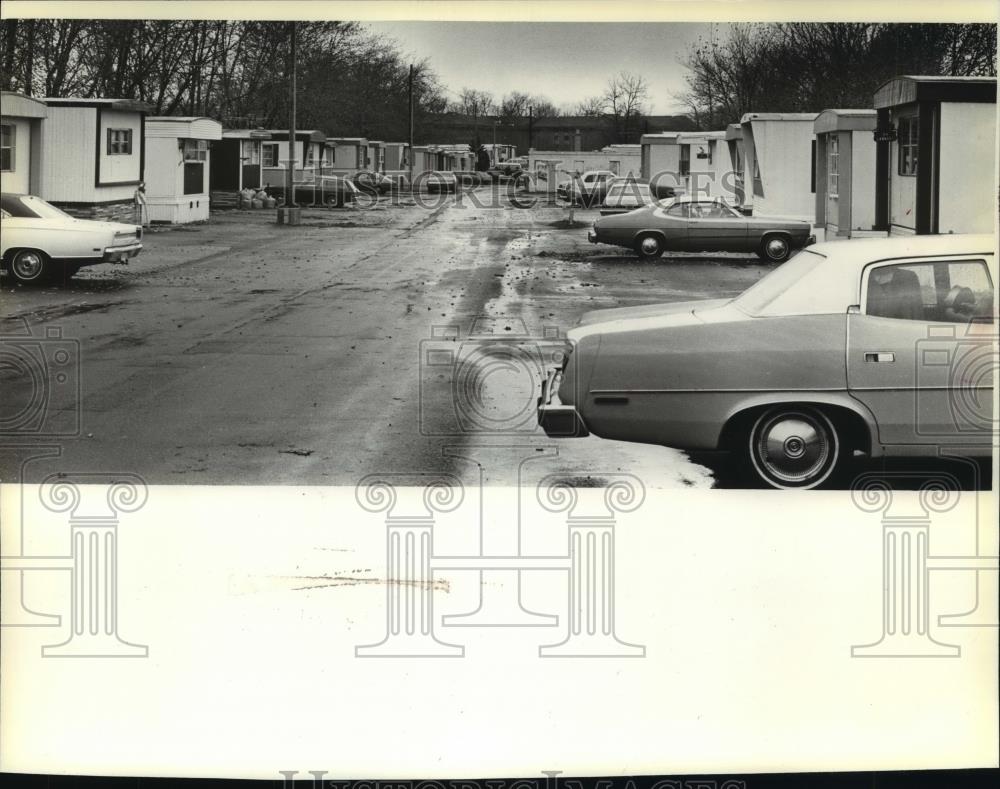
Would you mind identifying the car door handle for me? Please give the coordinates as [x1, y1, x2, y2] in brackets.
[864, 352, 895, 363]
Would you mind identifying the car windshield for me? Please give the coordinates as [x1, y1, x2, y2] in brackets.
[1, 194, 73, 220]
[732, 249, 827, 316]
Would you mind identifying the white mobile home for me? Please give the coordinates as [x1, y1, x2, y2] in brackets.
[724, 124, 746, 205]
[144, 117, 222, 224]
[639, 133, 682, 190]
[813, 109, 878, 239]
[261, 129, 327, 188]
[1, 92, 47, 195]
[678, 131, 738, 202]
[328, 137, 367, 173]
[873, 75, 997, 235]
[210, 128, 270, 197]
[366, 141, 385, 172]
[531, 145, 641, 191]
[740, 112, 817, 221]
[382, 142, 409, 173]
[36, 97, 151, 222]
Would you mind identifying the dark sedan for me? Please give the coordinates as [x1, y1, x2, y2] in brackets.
[588, 196, 814, 261]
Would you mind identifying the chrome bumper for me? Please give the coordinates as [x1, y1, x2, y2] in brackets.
[103, 242, 143, 263]
[587, 229, 597, 243]
[537, 368, 589, 438]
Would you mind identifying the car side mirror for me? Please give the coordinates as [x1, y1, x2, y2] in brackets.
[847, 305, 861, 315]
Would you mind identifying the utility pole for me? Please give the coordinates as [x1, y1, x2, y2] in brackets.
[279, 20, 301, 224]
[287, 20, 297, 207]
[408, 63, 414, 191]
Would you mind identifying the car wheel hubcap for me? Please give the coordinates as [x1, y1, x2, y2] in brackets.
[755, 412, 830, 485]
[13, 252, 43, 280]
[641, 237, 660, 255]
[766, 238, 788, 259]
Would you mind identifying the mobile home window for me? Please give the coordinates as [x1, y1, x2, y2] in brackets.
[827, 135, 839, 198]
[183, 139, 208, 162]
[0, 124, 14, 171]
[679, 146, 690, 177]
[240, 139, 260, 164]
[107, 128, 133, 155]
[898, 115, 918, 176]
[262, 143, 279, 167]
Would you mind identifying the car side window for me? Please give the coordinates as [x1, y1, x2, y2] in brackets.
[865, 260, 995, 324]
[665, 203, 689, 218]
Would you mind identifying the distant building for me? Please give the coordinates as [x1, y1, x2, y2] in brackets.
[873, 75, 997, 235]
[418, 113, 698, 154]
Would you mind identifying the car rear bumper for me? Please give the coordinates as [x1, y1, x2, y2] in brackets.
[537, 368, 589, 438]
[103, 242, 142, 263]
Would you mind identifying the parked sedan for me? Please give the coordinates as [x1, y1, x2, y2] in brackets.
[589, 195, 813, 261]
[558, 170, 617, 206]
[1, 193, 143, 284]
[538, 234, 996, 488]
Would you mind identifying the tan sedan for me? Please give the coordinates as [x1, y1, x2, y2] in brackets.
[539, 234, 996, 488]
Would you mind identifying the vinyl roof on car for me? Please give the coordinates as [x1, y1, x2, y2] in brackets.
[809, 234, 995, 265]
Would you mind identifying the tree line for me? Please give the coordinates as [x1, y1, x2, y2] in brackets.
[0, 20, 448, 141]
[679, 22, 997, 130]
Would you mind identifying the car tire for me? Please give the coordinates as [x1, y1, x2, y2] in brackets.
[635, 233, 664, 260]
[8, 249, 52, 285]
[746, 405, 841, 489]
[758, 233, 792, 262]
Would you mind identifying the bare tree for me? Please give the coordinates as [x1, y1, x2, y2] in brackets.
[603, 71, 649, 141]
[575, 95, 606, 116]
[677, 22, 997, 129]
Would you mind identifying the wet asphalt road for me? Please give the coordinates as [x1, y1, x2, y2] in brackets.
[1, 188, 988, 489]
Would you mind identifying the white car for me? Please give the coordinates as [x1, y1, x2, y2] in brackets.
[424, 171, 458, 194]
[1, 193, 143, 284]
[601, 181, 655, 215]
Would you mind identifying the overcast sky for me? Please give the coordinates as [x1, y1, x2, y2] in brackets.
[364, 22, 714, 114]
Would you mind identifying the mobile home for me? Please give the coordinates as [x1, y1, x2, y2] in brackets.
[740, 112, 817, 221]
[1, 91, 47, 195]
[813, 109, 878, 239]
[261, 129, 327, 188]
[210, 128, 271, 196]
[36, 97, 151, 222]
[873, 75, 997, 235]
[144, 116, 222, 224]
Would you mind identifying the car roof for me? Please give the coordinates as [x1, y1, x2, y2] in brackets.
[808, 234, 996, 268]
